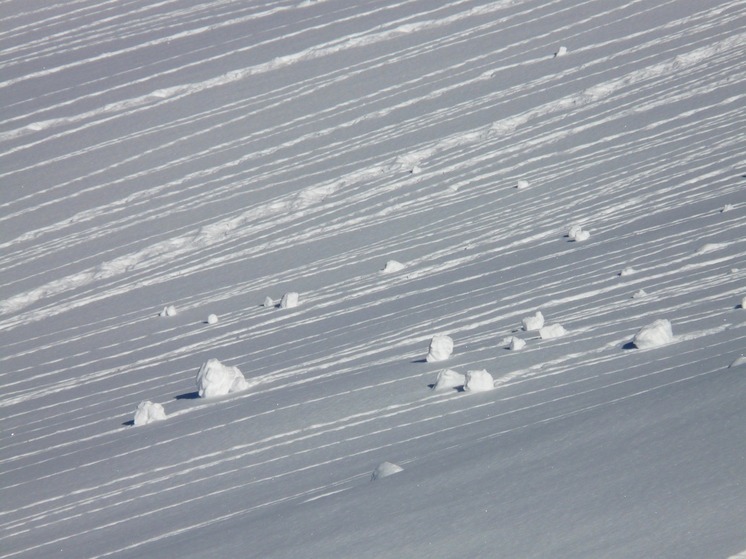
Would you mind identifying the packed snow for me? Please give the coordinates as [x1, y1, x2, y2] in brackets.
[2, 0, 745, 558]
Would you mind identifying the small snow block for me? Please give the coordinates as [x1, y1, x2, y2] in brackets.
[516, 179, 530, 189]
[426, 334, 454, 362]
[463, 369, 494, 393]
[522, 311, 544, 331]
[280, 292, 299, 309]
[196, 358, 248, 398]
[207, 313, 218, 324]
[263, 296, 274, 308]
[382, 260, 406, 274]
[371, 461, 403, 481]
[159, 304, 177, 317]
[509, 336, 526, 350]
[632, 319, 673, 349]
[432, 369, 465, 391]
[133, 401, 166, 426]
[540, 323, 567, 339]
[555, 46, 568, 57]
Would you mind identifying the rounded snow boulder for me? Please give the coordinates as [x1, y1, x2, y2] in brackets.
[280, 292, 299, 309]
[133, 401, 166, 426]
[426, 334, 454, 362]
[522, 311, 544, 331]
[432, 369, 465, 391]
[207, 313, 219, 325]
[516, 179, 530, 190]
[196, 358, 249, 398]
[371, 461, 403, 481]
[463, 369, 494, 393]
[632, 319, 673, 349]
[540, 323, 567, 339]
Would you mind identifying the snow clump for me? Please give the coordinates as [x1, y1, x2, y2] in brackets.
[159, 304, 177, 317]
[540, 323, 567, 339]
[729, 356, 746, 368]
[522, 311, 544, 331]
[502, 336, 526, 350]
[263, 296, 274, 308]
[196, 358, 249, 398]
[555, 46, 568, 57]
[426, 334, 454, 362]
[463, 369, 494, 392]
[632, 289, 648, 299]
[620, 267, 636, 276]
[371, 461, 403, 481]
[133, 401, 166, 426]
[280, 292, 299, 309]
[207, 313, 218, 324]
[721, 204, 734, 212]
[516, 179, 530, 189]
[432, 369, 465, 391]
[632, 319, 673, 349]
[382, 260, 406, 274]
[740, 295, 746, 309]
[568, 225, 590, 241]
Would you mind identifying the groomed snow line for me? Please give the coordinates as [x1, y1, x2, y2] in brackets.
[133, 401, 166, 426]
[195, 358, 249, 398]
[632, 319, 674, 349]
[426, 334, 454, 362]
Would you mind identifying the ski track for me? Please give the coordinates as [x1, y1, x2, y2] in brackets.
[1, 0, 745, 557]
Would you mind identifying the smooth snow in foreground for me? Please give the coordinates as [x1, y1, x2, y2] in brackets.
[1, 1, 745, 558]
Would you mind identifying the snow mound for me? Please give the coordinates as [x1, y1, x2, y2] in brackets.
[502, 336, 526, 350]
[426, 334, 454, 362]
[633, 289, 648, 299]
[729, 356, 746, 368]
[133, 401, 166, 426]
[463, 369, 494, 392]
[632, 319, 673, 349]
[280, 292, 299, 309]
[554, 46, 568, 57]
[196, 358, 249, 398]
[207, 313, 218, 324]
[381, 260, 406, 274]
[540, 323, 567, 339]
[522, 311, 544, 331]
[432, 369, 465, 391]
[263, 296, 274, 308]
[568, 225, 590, 241]
[516, 179, 530, 189]
[159, 304, 177, 317]
[371, 461, 403, 481]
[620, 267, 636, 276]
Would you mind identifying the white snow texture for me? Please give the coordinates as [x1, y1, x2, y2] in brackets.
[195, 358, 249, 398]
[632, 319, 674, 349]
[426, 334, 454, 362]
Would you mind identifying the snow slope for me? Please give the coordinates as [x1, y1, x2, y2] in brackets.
[2, 0, 745, 557]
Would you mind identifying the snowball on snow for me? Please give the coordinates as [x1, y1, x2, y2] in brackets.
[159, 304, 177, 317]
[509, 336, 526, 350]
[516, 179, 530, 189]
[196, 358, 249, 398]
[371, 461, 403, 481]
[620, 267, 636, 276]
[432, 369, 465, 391]
[280, 292, 299, 309]
[632, 319, 673, 349]
[540, 323, 567, 339]
[555, 46, 568, 57]
[426, 334, 454, 362]
[574, 229, 590, 241]
[463, 369, 494, 392]
[382, 260, 406, 274]
[522, 311, 544, 331]
[133, 401, 166, 426]
[263, 296, 274, 308]
[207, 313, 218, 324]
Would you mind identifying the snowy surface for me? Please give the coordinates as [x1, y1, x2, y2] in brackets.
[2, 0, 745, 558]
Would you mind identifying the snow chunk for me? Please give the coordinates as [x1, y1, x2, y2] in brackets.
[133, 401, 166, 426]
[721, 204, 734, 213]
[516, 179, 530, 190]
[196, 358, 249, 398]
[632, 319, 673, 349]
[382, 260, 406, 274]
[509, 336, 526, 350]
[522, 311, 544, 331]
[159, 304, 177, 317]
[554, 46, 568, 57]
[263, 296, 274, 308]
[696, 242, 727, 255]
[540, 323, 567, 339]
[568, 224, 590, 241]
[426, 334, 454, 362]
[280, 292, 299, 309]
[371, 461, 403, 481]
[463, 369, 494, 393]
[410, 165, 422, 175]
[207, 313, 218, 325]
[432, 369, 465, 391]
[740, 295, 746, 309]
[620, 266, 636, 276]
[729, 356, 746, 368]
[632, 289, 647, 299]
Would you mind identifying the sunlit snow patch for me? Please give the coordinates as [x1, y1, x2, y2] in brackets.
[371, 461, 403, 481]
[426, 334, 454, 362]
[280, 292, 299, 309]
[432, 369, 465, 391]
[632, 319, 673, 349]
[540, 323, 567, 339]
[382, 260, 406, 274]
[463, 369, 494, 392]
[522, 311, 544, 331]
[196, 358, 249, 398]
[133, 401, 166, 426]
[159, 304, 177, 317]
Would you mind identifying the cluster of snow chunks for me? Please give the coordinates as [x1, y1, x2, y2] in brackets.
[431, 368, 495, 393]
[518, 310, 567, 343]
[196, 358, 249, 398]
